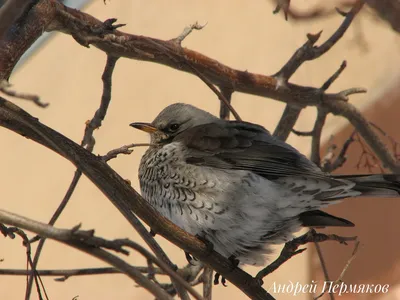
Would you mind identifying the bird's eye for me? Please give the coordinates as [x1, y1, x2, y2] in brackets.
[169, 123, 180, 132]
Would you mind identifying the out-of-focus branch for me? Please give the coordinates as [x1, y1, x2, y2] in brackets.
[324, 99, 400, 172]
[273, 0, 400, 34]
[271, 0, 355, 21]
[366, 0, 400, 33]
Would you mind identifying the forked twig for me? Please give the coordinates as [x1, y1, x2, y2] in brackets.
[256, 230, 357, 280]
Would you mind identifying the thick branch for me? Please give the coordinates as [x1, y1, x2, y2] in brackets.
[0, 0, 56, 80]
[0, 0, 357, 107]
[0, 0, 36, 39]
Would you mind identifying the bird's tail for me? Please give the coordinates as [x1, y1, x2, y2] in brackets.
[334, 174, 400, 198]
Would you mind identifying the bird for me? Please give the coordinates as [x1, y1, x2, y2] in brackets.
[130, 103, 400, 267]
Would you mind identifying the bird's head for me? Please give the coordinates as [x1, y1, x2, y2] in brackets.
[130, 103, 218, 144]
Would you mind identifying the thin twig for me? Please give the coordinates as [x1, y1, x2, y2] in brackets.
[187, 63, 242, 121]
[370, 122, 400, 161]
[310, 109, 327, 166]
[293, 60, 348, 166]
[321, 61, 347, 91]
[274, 3, 363, 82]
[101, 143, 151, 162]
[81, 55, 119, 150]
[171, 22, 207, 45]
[26, 169, 83, 299]
[0, 96, 273, 300]
[26, 55, 119, 298]
[219, 87, 234, 120]
[4, 0, 396, 175]
[353, 132, 385, 173]
[273, 106, 302, 141]
[321, 131, 356, 172]
[0, 80, 48, 108]
[314, 241, 360, 300]
[143, 36, 242, 122]
[313, 241, 334, 300]
[273, 0, 356, 21]
[1, 224, 49, 300]
[0, 210, 204, 300]
[272, 0, 291, 20]
[0, 267, 163, 279]
[273, 2, 363, 141]
[256, 229, 357, 280]
[202, 266, 213, 300]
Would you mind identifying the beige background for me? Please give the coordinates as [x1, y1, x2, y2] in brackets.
[1, 0, 400, 299]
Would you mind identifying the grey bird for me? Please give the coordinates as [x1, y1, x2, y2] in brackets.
[130, 103, 400, 266]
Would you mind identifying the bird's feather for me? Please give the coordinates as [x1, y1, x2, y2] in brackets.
[299, 210, 355, 227]
[176, 121, 330, 181]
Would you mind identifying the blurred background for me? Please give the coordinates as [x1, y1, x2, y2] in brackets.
[1, 0, 400, 299]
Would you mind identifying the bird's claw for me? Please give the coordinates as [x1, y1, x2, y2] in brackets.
[214, 272, 227, 286]
[195, 234, 214, 256]
[185, 251, 198, 265]
[228, 255, 240, 270]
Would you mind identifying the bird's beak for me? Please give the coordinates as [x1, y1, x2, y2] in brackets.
[130, 122, 159, 133]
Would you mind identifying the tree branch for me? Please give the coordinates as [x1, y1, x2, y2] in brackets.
[218, 87, 234, 120]
[203, 266, 213, 300]
[1, 0, 397, 173]
[81, 55, 118, 150]
[0, 0, 37, 39]
[256, 230, 357, 280]
[272, 2, 363, 141]
[0, 267, 163, 279]
[25, 54, 120, 299]
[0, 80, 48, 107]
[0, 97, 273, 300]
[0, 210, 203, 300]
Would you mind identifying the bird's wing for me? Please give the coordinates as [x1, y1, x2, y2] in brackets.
[173, 121, 328, 180]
